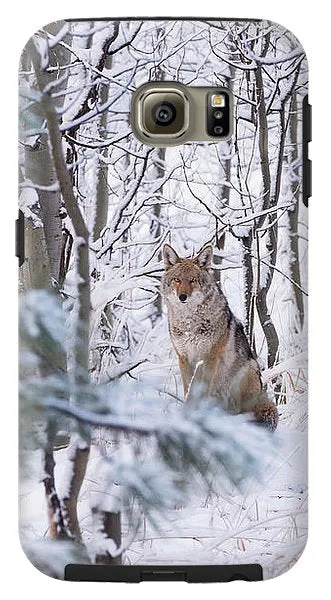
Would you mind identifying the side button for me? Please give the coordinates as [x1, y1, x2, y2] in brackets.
[303, 157, 312, 208]
[302, 96, 312, 207]
[16, 209, 25, 267]
[303, 97, 312, 143]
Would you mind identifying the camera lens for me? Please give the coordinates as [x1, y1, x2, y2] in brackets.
[214, 110, 223, 119]
[153, 102, 177, 126]
[139, 90, 187, 137]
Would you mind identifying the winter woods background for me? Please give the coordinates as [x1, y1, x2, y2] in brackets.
[19, 19, 308, 579]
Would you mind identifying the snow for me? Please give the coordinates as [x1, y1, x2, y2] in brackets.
[20, 364, 307, 579]
[19, 184, 43, 226]
[19, 18, 308, 580]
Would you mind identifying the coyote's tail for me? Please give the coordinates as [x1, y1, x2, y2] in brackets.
[253, 401, 279, 432]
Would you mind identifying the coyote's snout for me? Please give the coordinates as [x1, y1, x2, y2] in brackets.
[162, 243, 278, 431]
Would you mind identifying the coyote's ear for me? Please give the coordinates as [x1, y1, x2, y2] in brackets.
[196, 245, 213, 269]
[163, 244, 181, 269]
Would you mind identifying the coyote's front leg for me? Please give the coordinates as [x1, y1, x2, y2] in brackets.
[182, 355, 220, 402]
[177, 355, 195, 397]
[202, 354, 222, 398]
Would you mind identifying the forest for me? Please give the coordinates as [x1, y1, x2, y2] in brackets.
[19, 19, 308, 579]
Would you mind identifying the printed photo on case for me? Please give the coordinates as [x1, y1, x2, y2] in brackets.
[18, 18, 308, 580]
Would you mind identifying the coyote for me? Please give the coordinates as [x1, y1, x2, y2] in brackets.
[162, 244, 278, 431]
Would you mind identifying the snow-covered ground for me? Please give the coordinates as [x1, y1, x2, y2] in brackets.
[19, 349, 307, 580]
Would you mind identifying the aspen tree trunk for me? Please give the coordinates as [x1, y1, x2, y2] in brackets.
[56, 22, 122, 559]
[214, 62, 234, 285]
[27, 37, 91, 542]
[253, 32, 280, 368]
[151, 42, 167, 319]
[19, 25, 72, 538]
[151, 146, 165, 319]
[93, 72, 111, 242]
[214, 143, 231, 285]
[24, 141, 62, 282]
[94, 511, 122, 565]
[93, 23, 120, 241]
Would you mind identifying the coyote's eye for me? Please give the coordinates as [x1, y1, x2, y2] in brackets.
[173, 277, 181, 283]
[190, 278, 197, 284]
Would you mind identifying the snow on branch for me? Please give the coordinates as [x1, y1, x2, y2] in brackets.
[41, 392, 276, 488]
[243, 45, 305, 65]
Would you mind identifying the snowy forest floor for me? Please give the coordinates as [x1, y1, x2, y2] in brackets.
[19, 337, 308, 580]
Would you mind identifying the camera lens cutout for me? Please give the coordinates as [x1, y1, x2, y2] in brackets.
[132, 84, 232, 143]
[153, 102, 177, 126]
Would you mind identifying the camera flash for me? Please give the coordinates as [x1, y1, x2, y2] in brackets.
[211, 94, 225, 108]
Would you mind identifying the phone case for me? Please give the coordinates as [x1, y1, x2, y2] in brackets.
[18, 18, 310, 582]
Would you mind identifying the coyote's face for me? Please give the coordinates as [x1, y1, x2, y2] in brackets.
[162, 244, 214, 307]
